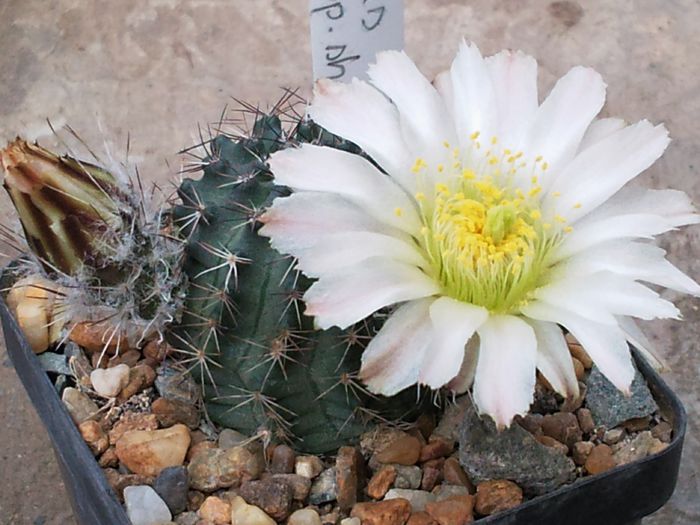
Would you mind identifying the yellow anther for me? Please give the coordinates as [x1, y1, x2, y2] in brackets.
[491, 136, 498, 145]
[554, 214, 567, 224]
[436, 183, 450, 194]
[528, 186, 542, 197]
[564, 226, 574, 233]
[394, 207, 403, 217]
[552, 191, 561, 198]
[573, 202, 582, 209]
[543, 223, 552, 230]
[488, 157, 499, 165]
[531, 176, 538, 184]
[530, 209, 542, 220]
[535, 155, 543, 162]
[470, 131, 481, 140]
[443, 141, 451, 148]
[437, 164, 445, 173]
[541, 162, 549, 171]
[415, 192, 426, 201]
[412, 157, 427, 173]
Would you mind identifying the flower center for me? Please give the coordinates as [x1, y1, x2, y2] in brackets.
[412, 136, 569, 313]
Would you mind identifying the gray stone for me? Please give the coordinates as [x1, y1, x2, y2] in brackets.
[153, 466, 188, 514]
[309, 467, 337, 505]
[431, 484, 471, 501]
[174, 512, 199, 525]
[61, 387, 99, 424]
[384, 488, 436, 512]
[586, 365, 658, 429]
[613, 431, 669, 466]
[123, 485, 172, 525]
[433, 395, 472, 442]
[155, 363, 200, 404]
[393, 465, 423, 489]
[37, 352, 72, 375]
[458, 400, 576, 496]
[218, 428, 248, 449]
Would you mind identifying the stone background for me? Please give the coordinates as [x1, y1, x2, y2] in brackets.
[0, 0, 698, 523]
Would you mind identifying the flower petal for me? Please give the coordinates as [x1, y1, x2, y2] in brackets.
[578, 117, 626, 152]
[527, 319, 579, 398]
[368, 50, 456, 165]
[485, 49, 538, 148]
[304, 257, 440, 329]
[418, 296, 489, 389]
[473, 314, 537, 428]
[521, 303, 635, 393]
[523, 66, 606, 183]
[447, 337, 480, 394]
[449, 40, 497, 149]
[268, 144, 421, 234]
[360, 298, 435, 396]
[616, 315, 669, 371]
[307, 78, 412, 189]
[560, 241, 700, 296]
[293, 231, 428, 278]
[546, 120, 670, 223]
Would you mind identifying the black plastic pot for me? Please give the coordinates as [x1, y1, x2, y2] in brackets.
[0, 298, 686, 525]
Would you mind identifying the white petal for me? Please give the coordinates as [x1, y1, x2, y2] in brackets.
[578, 117, 626, 152]
[521, 303, 635, 393]
[360, 298, 435, 396]
[546, 121, 670, 223]
[533, 271, 680, 324]
[433, 70, 454, 117]
[576, 186, 700, 228]
[307, 78, 413, 190]
[554, 213, 677, 260]
[485, 49, 538, 147]
[560, 241, 700, 296]
[616, 315, 669, 372]
[304, 257, 440, 329]
[528, 319, 579, 398]
[368, 50, 456, 165]
[523, 66, 606, 183]
[449, 40, 497, 149]
[293, 231, 428, 278]
[268, 144, 421, 234]
[473, 315, 537, 428]
[447, 337, 480, 394]
[418, 296, 489, 389]
[260, 193, 404, 251]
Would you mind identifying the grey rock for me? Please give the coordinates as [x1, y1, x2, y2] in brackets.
[458, 400, 576, 496]
[384, 488, 436, 511]
[37, 352, 72, 376]
[61, 387, 98, 424]
[433, 395, 472, 441]
[613, 431, 669, 466]
[174, 511, 199, 525]
[155, 363, 200, 404]
[218, 428, 248, 449]
[123, 485, 172, 525]
[393, 465, 423, 489]
[586, 364, 658, 429]
[432, 484, 471, 501]
[153, 466, 188, 514]
[309, 467, 337, 505]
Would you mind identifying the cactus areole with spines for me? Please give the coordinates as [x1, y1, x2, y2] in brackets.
[173, 112, 426, 454]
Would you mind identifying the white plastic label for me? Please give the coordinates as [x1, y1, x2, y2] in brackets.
[309, 0, 404, 82]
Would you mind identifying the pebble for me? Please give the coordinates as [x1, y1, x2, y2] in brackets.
[394, 465, 423, 490]
[187, 441, 217, 462]
[336, 446, 364, 510]
[651, 421, 673, 442]
[218, 429, 248, 449]
[572, 441, 595, 466]
[229, 496, 276, 525]
[375, 434, 422, 466]
[62, 387, 99, 424]
[442, 458, 474, 492]
[91, 364, 131, 398]
[432, 396, 472, 442]
[572, 358, 585, 381]
[296, 455, 325, 479]
[103, 469, 155, 500]
[144, 339, 173, 362]
[264, 473, 311, 501]
[79, 420, 109, 456]
[612, 431, 669, 466]
[152, 397, 200, 429]
[340, 519, 361, 525]
[69, 321, 127, 354]
[118, 364, 157, 402]
[351, 499, 412, 525]
[584, 444, 616, 475]
[535, 435, 569, 455]
[425, 494, 475, 524]
[155, 364, 200, 404]
[541, 412, 582, 448]
[99, 447, 119, 468]
[124, 485, 172, 525]
[187, 490, 206, 511]
[175, 511, 199, 525]
[585, 365, 658, 429]
[419, 438, 454, 462]
[154, 466, 189, 514]
[238, 479, 293, 520]
[270, 444, 296, 474]
[198, 496, 232, 524]
[623, 416, 653, 433]
[420, 460, 443, 491]
[576, 408, 596, 435]
[567, 337, 593, 368]
[116, 424, 191, 477]
[187, 446, 264, 492]
[367, 465, 397, 499]
[288, 508, 322, 525]
[603, 428, 626, 445]
[515, 413, 543, 436]
[406, 511, 438, 525]
[37, 352, 72, 376]
[474, 480, 523, 516]
[309, 468, 338, 505]
[109, 412, 159, 444]
[559, 382, 587, 413]
[384, 489, 436, 512]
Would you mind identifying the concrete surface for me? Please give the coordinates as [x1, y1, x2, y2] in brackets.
[0, 0, 699, 523]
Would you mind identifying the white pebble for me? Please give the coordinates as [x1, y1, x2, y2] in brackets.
[91, 364, 130, 397]
[124, 485, 172, 525]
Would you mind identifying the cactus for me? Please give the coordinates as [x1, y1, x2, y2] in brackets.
[1, 138, 186, 351]
[174, 109, 428, 453]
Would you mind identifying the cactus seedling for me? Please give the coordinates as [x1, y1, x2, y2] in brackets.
[174, 106, 428, 454]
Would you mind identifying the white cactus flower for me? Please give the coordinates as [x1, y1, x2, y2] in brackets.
[260, 41, 700, 428]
